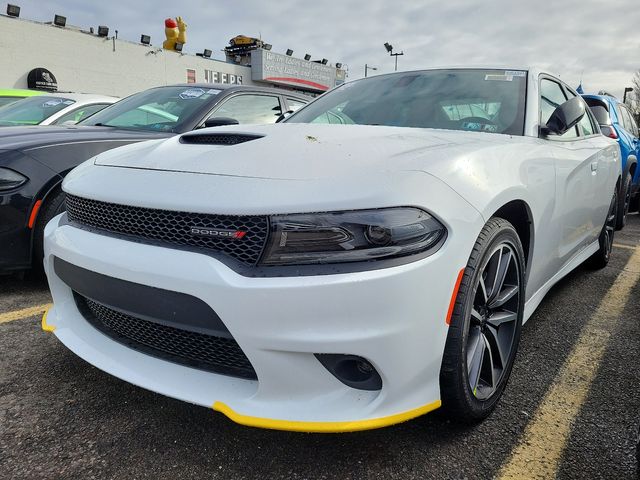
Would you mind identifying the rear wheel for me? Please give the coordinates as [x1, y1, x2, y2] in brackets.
[586, 190, 617, 269]
[32, 189, 66, 271]
[615, 173, 632, 230]
[440, 218, 525, 422]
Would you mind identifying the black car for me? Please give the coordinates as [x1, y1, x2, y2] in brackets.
[0, 84, 309, 274]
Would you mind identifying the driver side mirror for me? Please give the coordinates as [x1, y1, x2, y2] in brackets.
[203, 117, 239, 128]
[541, 96, 585, 136]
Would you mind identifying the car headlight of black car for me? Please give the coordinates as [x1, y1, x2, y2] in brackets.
[261, 207, 446, 266]
[0, 167, 28, 191]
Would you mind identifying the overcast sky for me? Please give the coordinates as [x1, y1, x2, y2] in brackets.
[14, 0, 640, 97]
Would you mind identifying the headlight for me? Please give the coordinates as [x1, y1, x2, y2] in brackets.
[261, 207, 446, 266]
[0, 167, 28, 191]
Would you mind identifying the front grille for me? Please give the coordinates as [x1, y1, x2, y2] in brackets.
[76, 294, 257, 380]
[65, 194, 269, 265]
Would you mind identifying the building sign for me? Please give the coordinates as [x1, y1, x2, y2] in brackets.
[27, 67, 58, 92]
[203, 70, 243, 85]
[186, 69, 196, 83]
[251, 50, 337, 92]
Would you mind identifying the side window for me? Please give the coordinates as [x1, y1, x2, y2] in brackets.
[621, 106, 638, 137]
[286, 98, 306, 112]
[52, 103, 110, 125]
[209, 95, 282, 124]
[540, 79, 577, 138]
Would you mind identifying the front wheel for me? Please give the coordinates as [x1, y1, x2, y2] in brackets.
[440, 218, 526, 422]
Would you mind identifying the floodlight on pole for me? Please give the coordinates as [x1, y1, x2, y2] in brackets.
[365, 64, 378, 77]
[384, 42, 404, 71]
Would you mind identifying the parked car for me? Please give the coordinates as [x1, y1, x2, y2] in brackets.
[582, 94, 639, 228]
[0, 93, 118, 127]
[42, 68, 619, 431]
[0, 84, 309, 274]
[0, 88, 45, 108]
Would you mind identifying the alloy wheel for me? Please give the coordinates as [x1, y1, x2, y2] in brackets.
[466, 243, 520, 400]
[604, 194, 617, 260]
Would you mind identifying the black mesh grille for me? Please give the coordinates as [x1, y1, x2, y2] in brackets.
[76, 294, 257, 380]
[65, 194, 269, 265]
[179, 133, 263, 145]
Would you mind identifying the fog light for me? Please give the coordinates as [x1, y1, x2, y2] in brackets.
[315, 354, 382, 391]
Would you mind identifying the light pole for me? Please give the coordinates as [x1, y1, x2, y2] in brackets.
[623, 87, 633, 104]
[384, 42, 404, 71]
[365, 64, 377, 77]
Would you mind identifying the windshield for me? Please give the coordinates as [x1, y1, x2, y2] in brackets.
[0, 97, 21, 108]
[81, 86, 222, 132]
[288, 69, 527, 135]
[0, 96, 75, 126]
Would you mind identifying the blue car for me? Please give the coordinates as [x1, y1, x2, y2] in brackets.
[583, 94, 639, 229]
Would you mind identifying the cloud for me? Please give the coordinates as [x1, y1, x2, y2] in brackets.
[14, 0, 640, 97]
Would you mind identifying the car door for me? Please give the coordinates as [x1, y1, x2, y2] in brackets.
[539, 77, 600, 266]
[206, 93, 283, 124]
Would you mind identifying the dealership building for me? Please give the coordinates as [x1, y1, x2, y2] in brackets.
[0, 11, 346, 98]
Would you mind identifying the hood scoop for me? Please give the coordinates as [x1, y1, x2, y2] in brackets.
[179, 132, 264, 146]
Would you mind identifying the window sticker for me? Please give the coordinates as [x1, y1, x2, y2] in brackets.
[485, 74, 513, 82]
[42, 99, 64, 107]
[505, 70, 526, 77]
[62, 100, 75, 105]
[462, 122, 499, 132]
[206, 89, 222, 95]
[179, 88, 206, 99]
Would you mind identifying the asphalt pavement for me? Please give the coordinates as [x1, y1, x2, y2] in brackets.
[1, 214, 639, 479]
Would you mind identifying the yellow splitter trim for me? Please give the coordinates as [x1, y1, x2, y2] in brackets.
[41, 307, 56, 332]
[213, 399, 441, 433]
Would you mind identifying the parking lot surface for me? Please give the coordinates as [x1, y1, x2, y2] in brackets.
[1, 214, 639, 479]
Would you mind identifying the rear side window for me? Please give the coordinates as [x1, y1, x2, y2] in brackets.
[209, 94, 282, 124]
[620, 106, 638, 136]
[286, 98, 307, 112]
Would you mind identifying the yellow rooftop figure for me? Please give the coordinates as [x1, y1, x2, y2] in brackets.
[163, 17, 187, 51]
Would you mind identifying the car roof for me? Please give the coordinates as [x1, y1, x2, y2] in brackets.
[158, 83, 311, 99]
[0, 88, 45, 97]
[36, 92, 119, 102]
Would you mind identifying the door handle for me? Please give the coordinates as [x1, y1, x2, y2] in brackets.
[591, 161, 598, 173]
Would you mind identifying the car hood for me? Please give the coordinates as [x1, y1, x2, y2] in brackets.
[0, 125, 170, 151]
[93, 123, 512, 180]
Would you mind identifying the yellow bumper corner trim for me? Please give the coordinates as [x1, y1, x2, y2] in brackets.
[41, 307, 56, 332]
[212, 399, 441, 433]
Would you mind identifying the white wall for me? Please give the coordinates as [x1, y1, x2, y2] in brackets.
[0, 15, 253, 97]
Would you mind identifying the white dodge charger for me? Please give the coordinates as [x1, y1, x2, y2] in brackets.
[43, 67, 620, 432]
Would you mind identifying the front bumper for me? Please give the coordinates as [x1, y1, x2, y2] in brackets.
[44, 209, 475, 431]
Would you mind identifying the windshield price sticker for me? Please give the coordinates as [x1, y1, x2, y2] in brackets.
[179, 88, 206, 100]
[42, 99, 64, 107]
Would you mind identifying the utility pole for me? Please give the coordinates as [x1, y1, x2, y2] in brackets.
[365, 64, 377, 77]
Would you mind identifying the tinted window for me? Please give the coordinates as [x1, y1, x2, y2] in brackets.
[288, 69, 527, 135]
[51, 103, 111, 125]
[620, 106, 638, 136]
[0, 96, 75, 126]
[0, 96, 20, 108]
[540, 79, 577, 138]
[209, 94, 282, 124]
[588, 105, 611, 126]
[82, 86, 222, 132]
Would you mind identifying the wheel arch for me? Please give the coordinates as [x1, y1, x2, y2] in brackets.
[626, 155, 637, 178]
[489, 200, 534, 280]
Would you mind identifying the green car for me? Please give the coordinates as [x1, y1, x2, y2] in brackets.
[0, 89, 44, 108]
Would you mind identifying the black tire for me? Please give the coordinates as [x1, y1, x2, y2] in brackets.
[630, 192, 639, 214]
[615, 173, 632, 230]
[440, 218, 526, 422]
[32, 189, 66, 271]
[586, 190, 617, 270]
